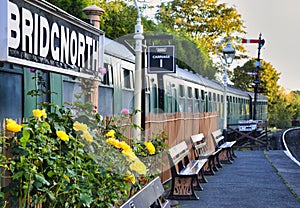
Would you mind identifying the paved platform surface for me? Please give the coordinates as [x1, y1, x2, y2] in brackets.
[176, 150, 300, 208]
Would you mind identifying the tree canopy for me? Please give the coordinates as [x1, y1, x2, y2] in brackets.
[231, 59, 300, 128]
[155, 0, 246, 54]
[46, 0, 245, 79]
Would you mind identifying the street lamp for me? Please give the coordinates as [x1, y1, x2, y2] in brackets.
[133, 0, 144, 140]
[222, 42, 235, 65]
[219, 40, 235, 131]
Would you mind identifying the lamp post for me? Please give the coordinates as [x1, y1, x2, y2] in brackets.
[133, 0, 144, 140]
[219, 41, 235, 131]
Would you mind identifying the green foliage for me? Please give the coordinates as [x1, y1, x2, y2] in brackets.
[287, 91, 300, 120]
[46, 0, 86, 19]
[173, 33, 216, 79]
[44, 0, 216, 78]
[2, 107, 127, 207]
[1, 73, 168, 207]
[156, 0, 246, 54]
[232, 59, 299, 129]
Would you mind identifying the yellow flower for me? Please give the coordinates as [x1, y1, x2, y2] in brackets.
[56, 131, 69, 141]
[105, 129, 115, 138]
[144, 141, 156, 155]
[129, 158, 147, 175]
[6, 118, 15, 125]
[123, 171, 135, 184]
[106, 137, 121, 148]
[73, 121, 88, 132]
[122, 149, 137, 162]
[32, 109, 47, 119]
[119, 141, 131, 151]
[6, 119, 22, 133]
[41, 109, 47, 118]
[82, 130, 93, 142]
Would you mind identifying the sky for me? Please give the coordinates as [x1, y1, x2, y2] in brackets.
[219, 0, 300, 91]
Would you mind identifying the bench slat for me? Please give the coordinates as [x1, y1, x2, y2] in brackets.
[179, 159, 206, 175]
[170, 149, 189, 165]
[169, 141, 188, 158]
[120, 177, 170, 208]
[191, 133, 205, 143]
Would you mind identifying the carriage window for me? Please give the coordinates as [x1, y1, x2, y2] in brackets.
[213, 93, 216, 101]
[123, 68, 133, 89]
[179, 85, 185, 97]
[101, 64, 113, 86]
[221, 95, 224, 102]
[145, 75, 150, 92]
[188, 87, 193, 98]
[201, 90, 205, 100]
[217, 94, 220, 102]
[208, 92, 212, 101]
[195, 88, 199, 99]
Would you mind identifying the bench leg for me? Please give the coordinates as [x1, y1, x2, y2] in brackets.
[203, 158, 215, 175]
[215, 152, 223, 169]
[198, 169, 208, 183]
[232, 148, 237, 158]
[167, 177, 199, 200]
[219, 149, 233, 164]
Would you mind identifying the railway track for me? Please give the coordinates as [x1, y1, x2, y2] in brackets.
[282, 127, 300, 166]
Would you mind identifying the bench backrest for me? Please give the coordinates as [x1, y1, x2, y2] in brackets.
[211, 129, 225, 147]
[168, 141, 190, 173]
[120, 176, 170, 208]
[190, 133, 208, 158]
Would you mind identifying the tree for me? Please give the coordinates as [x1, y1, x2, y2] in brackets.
[286, 91, 300, 120]
[46, 0, 157, 40]
[155, 0, 246, 54]
[231, 59, 296, 128]
[45, 0, 216, 77]
[165, 32, 216, 79]
[232, 60, 257, 91]
[46, 0, 86, 19]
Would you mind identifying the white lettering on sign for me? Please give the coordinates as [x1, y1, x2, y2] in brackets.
[152, 55, 170, 59]
[7, 1, 99, 72]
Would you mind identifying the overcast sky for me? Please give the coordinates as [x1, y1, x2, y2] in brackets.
[220, 0, 300, 91]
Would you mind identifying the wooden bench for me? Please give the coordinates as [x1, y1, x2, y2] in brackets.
[167, 141, 207, 200]
[190, 133, 222, 175]
[120, 176, 170, 208]
[211, 129, 237, 164]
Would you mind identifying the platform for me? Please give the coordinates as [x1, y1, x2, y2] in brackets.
[177, 150, 300, 208]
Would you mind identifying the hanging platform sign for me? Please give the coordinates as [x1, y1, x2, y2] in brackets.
[148, 45, 175, 73]
[0, 0, 104, 78]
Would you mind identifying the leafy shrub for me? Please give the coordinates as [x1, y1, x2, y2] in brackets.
[1, 103, 168, 207]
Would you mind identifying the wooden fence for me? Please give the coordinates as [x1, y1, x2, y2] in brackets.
[144, 112, 219, 182]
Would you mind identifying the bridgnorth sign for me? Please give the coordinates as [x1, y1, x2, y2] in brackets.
[0, 0, 104, 78]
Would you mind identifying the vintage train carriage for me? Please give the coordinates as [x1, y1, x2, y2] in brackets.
[162, 68, 206, 113]
[101, 38, 136, 116]
[226, 86, 251, 124]
[248, 92, 268, 121]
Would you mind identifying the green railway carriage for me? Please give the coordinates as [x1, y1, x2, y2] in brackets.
[0, 0, 268, 129]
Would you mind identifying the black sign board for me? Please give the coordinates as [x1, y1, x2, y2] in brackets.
[148, 45, 175, 73]
[0, 0, 104, 78]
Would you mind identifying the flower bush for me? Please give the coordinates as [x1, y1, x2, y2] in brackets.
[0, 102, 168, 207]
